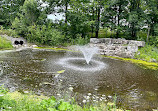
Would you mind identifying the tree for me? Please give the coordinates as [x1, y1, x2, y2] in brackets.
[101, 0, 128, 38]
[92, 0, 108, 38]
[127, 0, 146, 39]
[66, 1, 91, 38]
[12, 0, 46, 36]
[143, 0, 158, 36]
[0, 0, 25, 26]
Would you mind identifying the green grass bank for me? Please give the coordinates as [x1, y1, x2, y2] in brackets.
[0, 86, 128, 111]
[0, 36, 13, 50]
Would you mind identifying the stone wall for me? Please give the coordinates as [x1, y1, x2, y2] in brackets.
[89, 38, 145, 58]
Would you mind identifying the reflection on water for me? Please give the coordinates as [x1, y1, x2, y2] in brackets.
[0, 49, 158, 110]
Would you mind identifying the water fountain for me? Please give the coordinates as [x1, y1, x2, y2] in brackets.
[58, 45, 106, 72]
[77, 45, 99, 64]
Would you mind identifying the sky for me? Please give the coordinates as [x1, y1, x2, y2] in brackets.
[47, 13, 64, 21]
[40, 1, 65, 21]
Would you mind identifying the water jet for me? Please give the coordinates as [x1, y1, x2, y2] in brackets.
[58, 45, 105, 72]
[77, 45, 99, 64]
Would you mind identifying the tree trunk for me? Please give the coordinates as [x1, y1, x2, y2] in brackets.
[65, 2, 68, 24]
[116, 4, 121, 38]
[131, 24, 136, 39]
[65, 2, 68, 38]
[91, 7, 95, 38]
[147, 24, 150, 44]
[95, 6, 100, 38]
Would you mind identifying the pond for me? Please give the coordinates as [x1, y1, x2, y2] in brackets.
[0, 49, 158, 110]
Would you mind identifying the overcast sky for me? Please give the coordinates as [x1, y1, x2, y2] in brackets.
[47, 13, 64, 21]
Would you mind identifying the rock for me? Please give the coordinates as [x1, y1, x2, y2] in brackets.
[32, 45, 38, 48]
[122, 39, 129, 44]
[104, 38, 112, 44]
[127, 45, 138, 52]
[111, 38, 123, 44]
[90, 38, 101, 44]
[24, 91, 29, 94]
[128, 40, 145, 47]
[89, 38, 145, 58]
[152, 59, 157, 62]
[98, 44, 105, 49]
[108, 45, 116, 50]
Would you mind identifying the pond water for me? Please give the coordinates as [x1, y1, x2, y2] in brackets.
[0, 49, 158, 110]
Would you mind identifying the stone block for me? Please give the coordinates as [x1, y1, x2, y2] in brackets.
[104, 38, 112, 44]
[90, 38, 100, 43]
[127, 45, 138, 52]
[111, 38, 124, 44]
[128, 40, 145, 47]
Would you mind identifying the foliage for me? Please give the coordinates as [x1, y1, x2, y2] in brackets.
[135, 45, 158, 62]
[70, 34, 90, 45]
[21, 0, 41, 25]
[0, 86, 128, 111]
[101, 0, 129, 38]
[11, 0, 46, 36]
[148, 36, 158, 47]
[27, 24, 65, 46]
[0, 26, 19, 38]
[0, 0, 25, 26]
[66, 11, 91, 39]
[0, 0, 158, 47]
[0, 36, 13, 49]
[137, 31, 147, 41]
[89, 28, 115, 38]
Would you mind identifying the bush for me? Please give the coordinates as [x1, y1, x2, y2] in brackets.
[149, 36, 158, 47]
[70, 34, 90, 45]
[0, 26, 19, 38]
[27, 24, 65, 46]
[137, 31, 147, 41]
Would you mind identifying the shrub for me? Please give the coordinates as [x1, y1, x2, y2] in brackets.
[137, 31, 147, 41]
[71, 34, 90, 45]
[0, 26, 19, 38]
[149, 36, 158, 47]
[27, 24, 65, 46]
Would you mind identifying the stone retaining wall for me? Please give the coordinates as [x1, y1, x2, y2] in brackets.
[89, 38, 145, 58]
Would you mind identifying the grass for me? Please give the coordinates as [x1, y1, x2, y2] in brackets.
[89, 28, 115, 38]
[0, 86, 128, 111]
[0, 36, 13, 50]
[102, 55, 158, 70]
[135, 45, 158, 62]
[35, 47, 73, 51]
